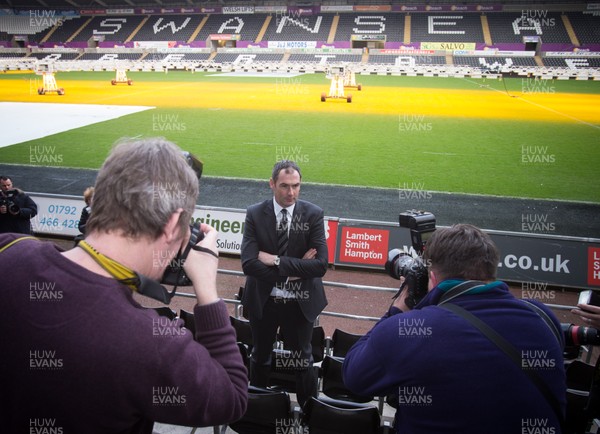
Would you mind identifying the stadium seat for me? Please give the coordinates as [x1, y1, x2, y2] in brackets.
[330, 328, 363, 358]
[302, 396, 388, 434]
[279, 325, 327, 363]
[225, 385, 295, 434]
[320, 355, 373, 404]
[230, 316, 253, 351]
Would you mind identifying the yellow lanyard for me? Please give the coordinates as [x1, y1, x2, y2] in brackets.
[78, 240, 140, 291]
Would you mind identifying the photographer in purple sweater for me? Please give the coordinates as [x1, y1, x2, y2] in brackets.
[343, 224, 566, 433]
[0, 138, 247, 433]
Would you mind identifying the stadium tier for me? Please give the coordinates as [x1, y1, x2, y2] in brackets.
[0, 8, 598, 78]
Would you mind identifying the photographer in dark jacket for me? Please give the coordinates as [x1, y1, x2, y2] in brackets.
[0, 176, 38, 235]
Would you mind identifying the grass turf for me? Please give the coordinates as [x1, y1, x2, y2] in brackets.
[0, 71, 598, 202]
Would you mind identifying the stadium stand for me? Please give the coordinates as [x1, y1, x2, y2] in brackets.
[410, 13, 485, 43]
[0, 4, 598, 80]
[194, 14, 265, 43]
[68, 15, 146, 43]
[288, 53, 362, 64]
[261, 13, 334, 42]
[134, 15, 204, 43]
[486, 12, 571, 44]
[567, 11, 600, 45]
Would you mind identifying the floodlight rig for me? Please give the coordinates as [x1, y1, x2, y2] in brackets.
[111, 69, 133, 85]
[343, 65, 362, 91]
[36, 63, 64, 95]
[321, 66, 352, 103]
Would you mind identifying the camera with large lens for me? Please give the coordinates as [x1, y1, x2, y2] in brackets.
[385, 249, 429, 309]
[562, 323, 600, 347]
[0, 190, 20, 214]
[562, 323, 600, 359]
[161, 222, 205, 287]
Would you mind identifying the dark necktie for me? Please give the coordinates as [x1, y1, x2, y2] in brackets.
[277, 209, 289, 256]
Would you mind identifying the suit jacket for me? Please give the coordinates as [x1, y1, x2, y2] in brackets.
[241, 199, 328, 322]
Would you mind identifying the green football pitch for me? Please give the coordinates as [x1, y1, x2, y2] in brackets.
[0, 71, 598, 202]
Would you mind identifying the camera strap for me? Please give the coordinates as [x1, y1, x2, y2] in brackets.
[438, 280, 487, 304]
[437, 301, 565, 429]
[78, 240, 174, 304]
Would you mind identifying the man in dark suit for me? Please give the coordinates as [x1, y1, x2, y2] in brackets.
[241, 160, 328, 406]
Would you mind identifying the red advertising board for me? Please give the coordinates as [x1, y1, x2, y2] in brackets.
[338, 226, 390, 266]
[326, 219, 338, 264]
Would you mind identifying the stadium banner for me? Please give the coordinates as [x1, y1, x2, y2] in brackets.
[332, 219, 600, 290]
[10, 9, 79, 17]
[105, 8, 134, 15]
[133, 41, 174, 49]
[29, 194, 337, 258]
[209, 34, 241, 41]
[546, 51, 600, 57]
[28, 194, 600, 289]
[352, 35, 387, 41]
[268, 41, 318, 49]
[394, 5, 503, 12]
[200, 7, 222, 14]
[222, 6, 254, 14]
[320, 5, 354, 12]
[287, 7, 319, 15]
[421, 42, 476, 51]
[255, 6, 287, 14]
[79, 10, 107, 15]
[354, 6, 392, 12]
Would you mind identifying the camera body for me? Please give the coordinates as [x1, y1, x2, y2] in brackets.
[0, 190, 20, 214]
[385, 249, 429, 309]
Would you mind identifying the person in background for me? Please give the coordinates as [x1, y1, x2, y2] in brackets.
[240, 160, 328, 407]
[0, 175, 38, 234]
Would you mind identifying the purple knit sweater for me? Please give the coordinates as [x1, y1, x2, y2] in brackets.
[0, 234, 248, 434]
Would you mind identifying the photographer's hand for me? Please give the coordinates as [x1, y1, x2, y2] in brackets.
[391, 278, 411, 312]
[183, 223, 220, 306]
[572, 303, 600, 329]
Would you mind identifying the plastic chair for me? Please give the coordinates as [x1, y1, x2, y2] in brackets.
[330, 329, 363, 358]
[302, 396, 385, 434]
[226, 385, 294, 434]
[321, 355, 373, 404]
